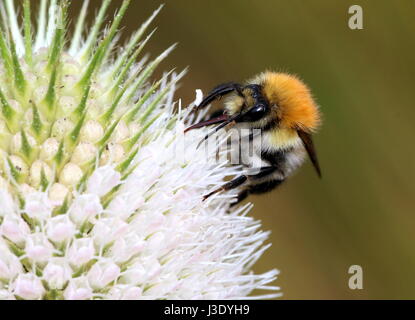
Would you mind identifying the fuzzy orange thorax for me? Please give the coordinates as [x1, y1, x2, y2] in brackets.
[261, 72, 320, 132]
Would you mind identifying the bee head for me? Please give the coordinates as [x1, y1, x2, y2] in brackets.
[186, 72, 320, 134]
[223, 73, 320, 133]
[185, 72, 322, 177]
[223, 84, 270, 126]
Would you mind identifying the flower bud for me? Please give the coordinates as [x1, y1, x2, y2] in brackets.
[25, 233, 54, 263]
[8, 155, 28, 177]
[8, 99, 23, 114]
[67, 238, 95, 267]
[107, 234, 145, 263]
[0, 119, 9, 133]
[46, 216, 75, 243]
[0, 190, 17, 217]
[87, 260, 120, 289]
[107, 193, 144, 220]
[100, 143, 125, 165]
[89, 82, 103, 100]
[12, 274, 45, 300]
[42, 258, 71, 290]
[24, 72, 37, 84]
[32, 85, 48, 104]
[59, 163, 83, 187]
[68, 194, 102, 226]
[108, 285, 142, 300]
[128, 122, 140, 136]
[59, 96, 77, 114]
[51, 118, 74, 139]
[29, 160, 53, 187]
[60, 75, 79, 94]
[91, 218, 128, 247]
[86, 165, 121, 197]
[0, 215, 30, 245]
[48, 183, 69, 205]
[24, 192, 53, 220]
[63, 277, 93, 300]
[120, 258, 160, 285]
[61, 58, 81, 76]
[80, 120, 104, 143]
[19, 183, 36, 195]
[71, 142, 97, 165]
[86, 99, 100, 118]
[0, 241, 23, 280]
[34, 58, 47, 75]
[112, 120, 129, 143]
[0, 289, 14, 300]
[11, 132, 37, 154]
[0, 175, 8, 190]
[40, 138, 59, 161]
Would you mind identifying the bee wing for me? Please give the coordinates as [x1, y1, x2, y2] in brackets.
[297, 130, 322, 178]
[197, 82, 242, 108]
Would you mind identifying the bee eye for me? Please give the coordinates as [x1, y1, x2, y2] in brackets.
[242, 104, 267, 122]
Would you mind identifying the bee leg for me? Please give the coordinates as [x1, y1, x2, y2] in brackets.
[248, 179, 284, 194]
[230, 189, 249, 207]
[203, 175, 247, 201]
[229, 167, 282, 206]
[197, 82, 243, 108]
[203, 167, 281, 201]
[230, 179, 284, 208]
[249, 166, 278, 179]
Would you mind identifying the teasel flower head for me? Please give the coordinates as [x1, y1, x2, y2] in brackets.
[0, 0, 280, 300]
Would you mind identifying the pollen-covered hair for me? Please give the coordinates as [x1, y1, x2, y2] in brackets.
[254, 71, 321, 132]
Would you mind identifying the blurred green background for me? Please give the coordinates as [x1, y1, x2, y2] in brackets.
[72, 0, 415, 299]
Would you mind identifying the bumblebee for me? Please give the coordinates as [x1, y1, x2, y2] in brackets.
[186, 71, 322, 204]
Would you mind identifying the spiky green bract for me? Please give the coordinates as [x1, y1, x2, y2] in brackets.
[0, 0, 177, 192]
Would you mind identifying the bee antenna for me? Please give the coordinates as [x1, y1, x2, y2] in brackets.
[196, 82, 242, 109]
